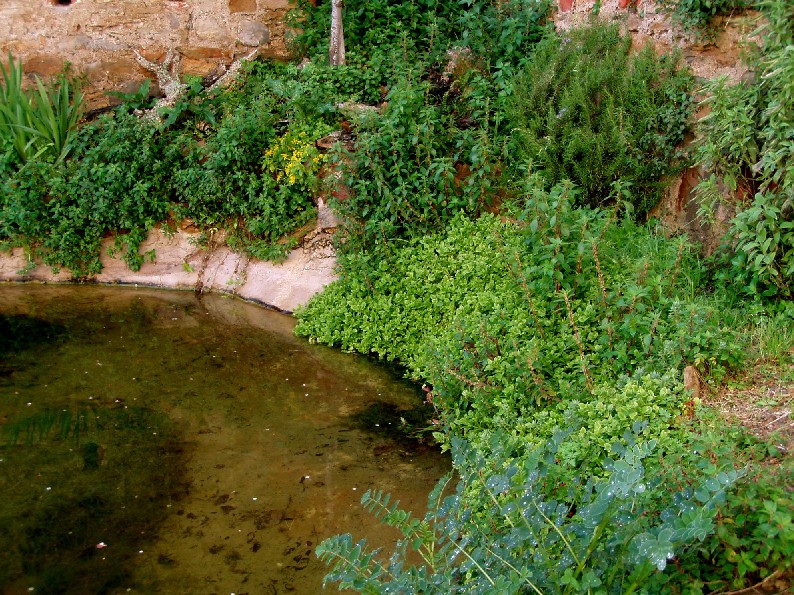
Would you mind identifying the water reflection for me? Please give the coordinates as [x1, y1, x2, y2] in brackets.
[0, 285, 449, 594]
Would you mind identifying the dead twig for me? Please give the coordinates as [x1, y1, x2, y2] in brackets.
[708, 569, 787, 595]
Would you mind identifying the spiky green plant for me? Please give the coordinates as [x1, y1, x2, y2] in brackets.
[0, 53, 84, 165]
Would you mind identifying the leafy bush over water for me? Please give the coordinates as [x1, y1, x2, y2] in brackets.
[1, 114, 176, 275]
[318, 430, 744, 593]
[0, 60, 336, 273]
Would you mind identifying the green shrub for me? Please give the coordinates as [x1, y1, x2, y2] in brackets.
[0, 113, 179, 275]
[695, 0, 794, 299]
[284, 0, 554, 254]
[455, 0, 552, 71]
[0, 60, 342, 273]
[298, 180, 741, 365]
[287, 0, 551, 106]
[329, 77, 499, 252]
[287, 0, 456, 69]
[419, 183, 741, 447]
[288, 0, 463, 61]
[173, 73, 333, 262]
[296, 213, 518, 366]
[317, 429, 743, 594]
[509, 23, 694, 216]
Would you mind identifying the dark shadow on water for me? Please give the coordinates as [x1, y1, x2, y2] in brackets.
[350, 401, 439, 448]
[0, 404, 191, 595]
[0, 315, 66, 377]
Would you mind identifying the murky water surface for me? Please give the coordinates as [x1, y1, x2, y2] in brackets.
[0, 285, 449, 595]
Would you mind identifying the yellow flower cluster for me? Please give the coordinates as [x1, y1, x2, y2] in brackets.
[264, 131, 324, 187]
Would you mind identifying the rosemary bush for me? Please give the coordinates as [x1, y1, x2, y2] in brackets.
[509, 24, 694, 216]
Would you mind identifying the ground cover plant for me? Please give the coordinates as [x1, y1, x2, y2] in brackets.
[290, 1, 792, 592]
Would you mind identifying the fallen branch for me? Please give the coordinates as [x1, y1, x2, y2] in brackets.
[132, 48, 186, 111]
[207, 48, 260, 92]
[709, 570, 787, 595]
[130, 47, 260, 122]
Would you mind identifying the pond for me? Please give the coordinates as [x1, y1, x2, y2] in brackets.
[0, 285, 449, 595]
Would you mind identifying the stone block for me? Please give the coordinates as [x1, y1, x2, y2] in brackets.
[260, 0, 291, 8]
[192, 14, 228, 42]
[136, 48, 168, 63]
[182, 57, 219, 76]
[61, 34, 92, 50]
[229, 0, 257, 13]
[24, 54, 65, 77]
[255, 46, 289, 60]
[85, 58, 141, 80]
[180, 46, 228, 60]
[238, 20, 270, 46]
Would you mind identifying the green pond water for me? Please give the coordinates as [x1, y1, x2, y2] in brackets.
[0, 285, 449, 595]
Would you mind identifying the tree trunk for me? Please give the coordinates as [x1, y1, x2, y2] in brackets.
[329, 0, 346, 66]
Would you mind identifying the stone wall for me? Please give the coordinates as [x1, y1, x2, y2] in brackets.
[554, 0, 755, 82]
[0, 211, 339, 313]
[1, 0, 292, 109]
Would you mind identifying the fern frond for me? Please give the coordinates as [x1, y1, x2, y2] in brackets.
[315, 534, 386, 594]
